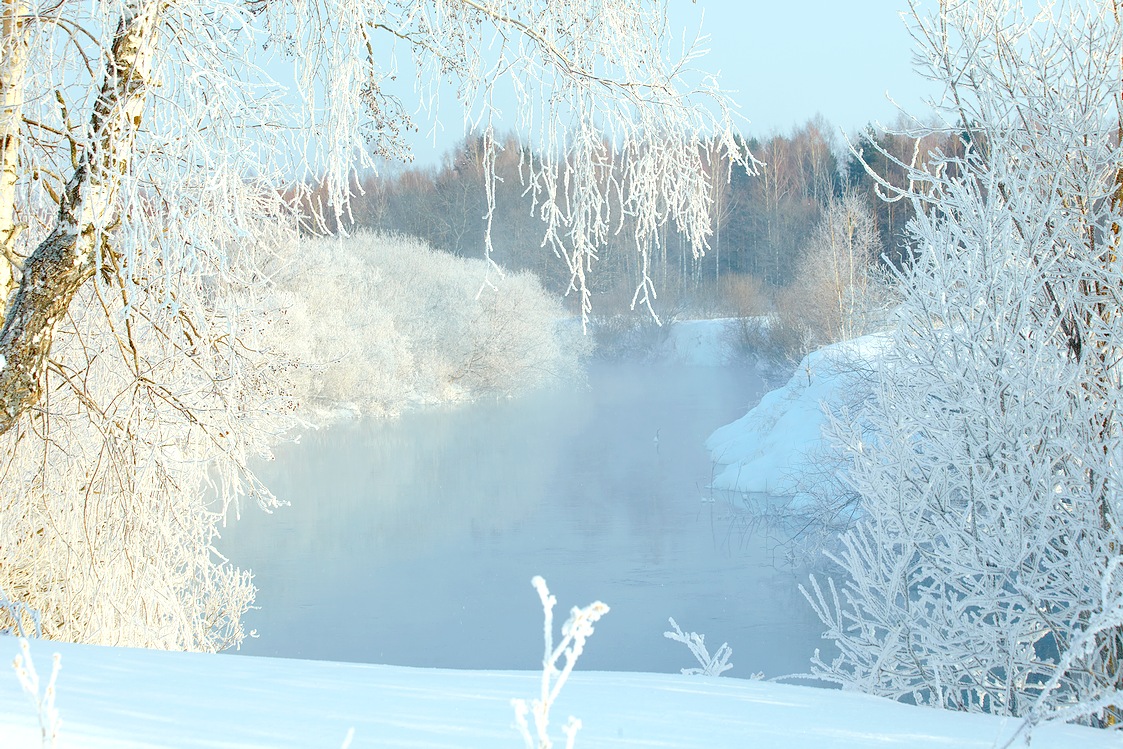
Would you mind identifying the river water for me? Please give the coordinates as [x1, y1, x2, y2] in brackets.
[218, 361, 830, 678]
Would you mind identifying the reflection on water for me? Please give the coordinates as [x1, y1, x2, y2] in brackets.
[219, 362, 831, 677]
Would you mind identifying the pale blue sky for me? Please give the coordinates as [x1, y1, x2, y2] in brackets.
[672, 0, 935, 135]
[398, 1, 936, 163]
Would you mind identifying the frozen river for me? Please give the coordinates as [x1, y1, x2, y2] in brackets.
[219, 361, 830, 678]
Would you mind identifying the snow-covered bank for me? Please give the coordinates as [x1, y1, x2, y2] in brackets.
[706, 334, 886, 502]
[0, 635, 1110, 748]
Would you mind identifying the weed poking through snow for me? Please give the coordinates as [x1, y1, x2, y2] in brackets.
[513, 576, 608, 749]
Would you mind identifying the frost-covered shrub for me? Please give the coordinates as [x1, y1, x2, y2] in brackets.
[266, 231, 588, 418]
[806, 2, 1123, 724]
[0, 227, 294, 652]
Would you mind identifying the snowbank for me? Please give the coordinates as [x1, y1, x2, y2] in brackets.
[706, 334, 887, 500]
[0, 635, 1108, 748]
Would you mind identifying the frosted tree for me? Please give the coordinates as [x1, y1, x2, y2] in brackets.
[778, 191, 882, 348]
[0, 0, 748, 650]
[806, 0, 1123, 723]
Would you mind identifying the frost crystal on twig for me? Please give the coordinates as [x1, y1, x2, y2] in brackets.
[664, 617, 733, 677]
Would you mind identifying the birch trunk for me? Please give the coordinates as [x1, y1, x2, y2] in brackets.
[0, 1, 161, 434]
[0, 0, 26, 311]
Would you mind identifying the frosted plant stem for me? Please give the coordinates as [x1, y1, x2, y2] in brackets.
[513, 576, 608, 749]
[12, 638, 61, 748]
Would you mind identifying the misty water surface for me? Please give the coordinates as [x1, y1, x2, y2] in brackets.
[219, 362, 831, 678]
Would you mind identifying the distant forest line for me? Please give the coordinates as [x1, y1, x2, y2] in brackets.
[307, 116, 965, 320]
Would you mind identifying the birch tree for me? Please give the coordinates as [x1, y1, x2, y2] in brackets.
[779, 191, 881, 348]
[0, 0, 747, 649]
[806, 0, 1123, 724]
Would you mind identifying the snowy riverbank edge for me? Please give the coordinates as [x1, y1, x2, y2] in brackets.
[0, 635, 1111, 748]
[706, 333, 887, 500]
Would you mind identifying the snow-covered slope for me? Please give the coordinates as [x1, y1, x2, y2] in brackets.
[0, 635, 1109, 748]
[706, 334, 886, 500]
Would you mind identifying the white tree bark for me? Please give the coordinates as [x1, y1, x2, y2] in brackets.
[0, 0, 26, 310]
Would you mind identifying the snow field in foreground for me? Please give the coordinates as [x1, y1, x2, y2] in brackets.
[0, 635, 1112, 748]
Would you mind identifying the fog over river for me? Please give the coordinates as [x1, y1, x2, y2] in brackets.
[219, 361, 831, 677]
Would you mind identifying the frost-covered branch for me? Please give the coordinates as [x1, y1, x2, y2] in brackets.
[663, 617, 733, 677]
